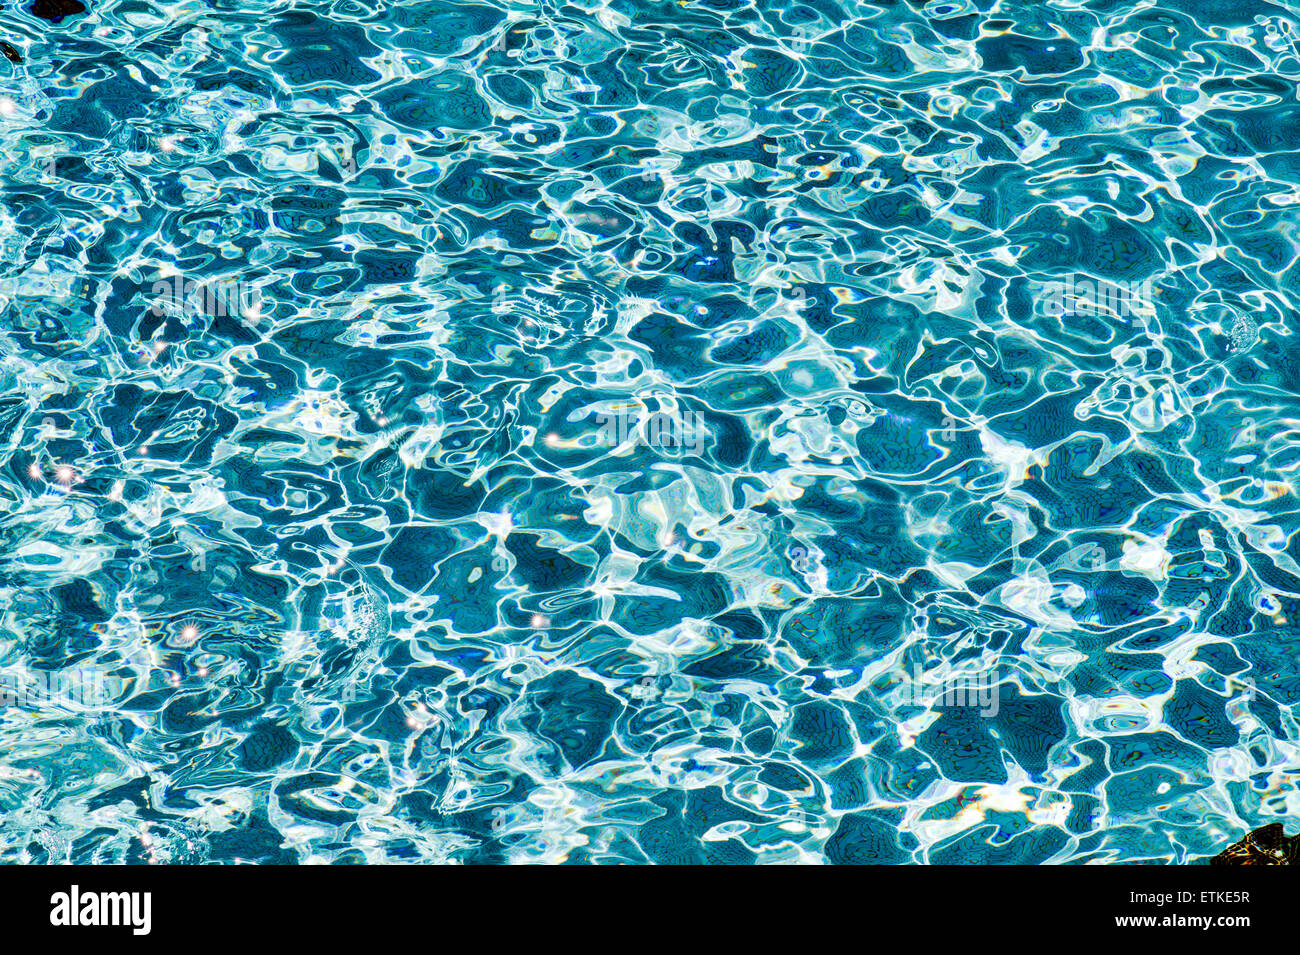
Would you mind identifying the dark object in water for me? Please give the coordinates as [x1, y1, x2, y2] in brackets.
[1211, 823, 1298, 865]
[29, 0, 87, 23]
[0, 41, 21, 64]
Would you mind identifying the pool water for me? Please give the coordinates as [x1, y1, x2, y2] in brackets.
[1, 0, 1299, 864]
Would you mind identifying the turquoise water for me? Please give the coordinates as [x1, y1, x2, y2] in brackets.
[1, 0, 1299, 864]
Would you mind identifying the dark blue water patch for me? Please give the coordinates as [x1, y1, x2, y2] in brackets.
[238, 723, 298, 772]
[374, 71, 491, 132]
[522, 672, 621, 771]
[28, 0, 85, 23]
[976, 33, 1084, 76]
[826, 810, 915, 864]
[269, 11, 381, 88]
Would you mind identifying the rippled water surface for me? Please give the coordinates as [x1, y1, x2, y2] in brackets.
[3, 0, 1300, 864]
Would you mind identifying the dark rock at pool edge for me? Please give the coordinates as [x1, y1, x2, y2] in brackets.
[1211, 823, 1299, 865]
[29, 0, 87, 23]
